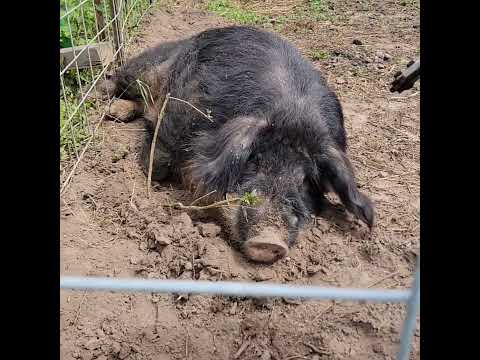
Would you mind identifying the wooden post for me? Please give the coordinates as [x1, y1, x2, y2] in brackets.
[60, 42, 114, 71]
[94, 0, 106, 41]
[109, 0, 124, 64]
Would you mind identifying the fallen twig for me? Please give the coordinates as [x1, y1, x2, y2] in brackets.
[303, 342, 329, 355]
[147, 93, 170, 198]
[189, 190, 217, 206]
[233, 340, 251, 359]
[71, 291, 88, 325]
[169, 96, 214, 122]
[162, 197, 241, 210]
[367, 271, 399, 288]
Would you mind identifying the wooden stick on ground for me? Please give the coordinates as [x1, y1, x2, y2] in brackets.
[147, 93, 170, 198]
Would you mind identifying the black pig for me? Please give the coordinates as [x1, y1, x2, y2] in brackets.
[97, 26, 374, 263]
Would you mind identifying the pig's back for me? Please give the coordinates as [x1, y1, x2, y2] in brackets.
[189, 26, 324, 123]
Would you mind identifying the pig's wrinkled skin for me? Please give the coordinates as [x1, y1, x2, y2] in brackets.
[97, 26, 374, 263]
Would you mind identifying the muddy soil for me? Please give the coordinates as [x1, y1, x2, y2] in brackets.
[60, 1, 420, 359]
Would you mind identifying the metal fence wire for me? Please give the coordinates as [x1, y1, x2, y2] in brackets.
[61, 262, 420, 360]
[59, 1, 420, 359]
[60, 0, 156, 176]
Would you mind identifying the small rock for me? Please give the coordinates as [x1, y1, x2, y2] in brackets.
[198, 223, 221, 237]
[84, 338, 102, 350]
[372, 343, 384, 354]
[352, 39, 363, 45]
[311, 227, 323, 238]
[131, 344, 141, 353]
[146, 224, 171, 246]
[83, 328, 95, 337]
[307, 265, 321, 276]
[282, 298, 302, 305]
[111, 145, 129, 163]
[260, 350, 272, 360]
[126, 229, 140, 240]
[336, 77, 346, 84]
[111, 341, 121, 354]
[253, 297, 273, 309]
[253, 268, 275, 281]
[175, 212, 193, 228]
[374, 50, 391, 62]
[229, 302, 238, 315]
[80, 352, 93, 360]
[95, 356, 107, 360]
[130, 257, 139, 265]
[95, 329, 105, 338]
[118, 344, 131, 359]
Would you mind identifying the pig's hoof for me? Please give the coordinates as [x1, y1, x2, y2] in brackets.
[243, 237, 288, 264]
[106, 99, 138, 122]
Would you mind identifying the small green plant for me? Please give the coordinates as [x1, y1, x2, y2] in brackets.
[207, 0, 267, 25]
[240, 190, 262, 206]
[60, 0, 99, 48]
[310, 49, 329, 61]
[309, 0, 329, 15]
[60, 97, 90, 161]
[306, 0, 332, 21]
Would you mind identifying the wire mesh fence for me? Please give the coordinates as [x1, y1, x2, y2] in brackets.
[60, 0, 156, 180]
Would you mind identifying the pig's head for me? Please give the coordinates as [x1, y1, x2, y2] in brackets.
[186, 115, 374, 263]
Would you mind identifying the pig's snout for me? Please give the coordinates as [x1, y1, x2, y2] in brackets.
[242, 227, 289, 264]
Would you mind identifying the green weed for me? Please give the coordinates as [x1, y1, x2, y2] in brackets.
[206, 0, 268, 25]
[240, 190, 262, 206]
[310, 49, 330, 61]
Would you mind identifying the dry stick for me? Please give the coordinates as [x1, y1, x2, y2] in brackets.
[367, 271, 399, 288]
[129, 180, 136, 208]
[233, 340, 251, 359]
[303, 342, 329, 355]
[189, 190, 217, 206]
[147, 93, 170, 198]
[71, 291, 88, 325]
[163, 197, 241, 211]
[169, 96, 214, 122]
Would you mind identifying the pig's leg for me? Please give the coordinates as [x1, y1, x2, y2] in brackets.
[105, 99, 143, 123]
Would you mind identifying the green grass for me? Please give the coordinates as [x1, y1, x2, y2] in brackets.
[60, 68, 98, 161]
[308, 0, 331, 20]
[60, 0, 154, 161]
[240, 191, 262, 206]
[309, 49, 330, 61]
[206, 0, 268, 25]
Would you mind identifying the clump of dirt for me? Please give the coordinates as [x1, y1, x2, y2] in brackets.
[60, 1, 420, 359]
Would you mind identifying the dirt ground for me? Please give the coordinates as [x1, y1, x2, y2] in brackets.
[60, 1, 420, 359]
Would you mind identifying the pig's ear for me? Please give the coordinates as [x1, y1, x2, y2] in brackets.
[186, 116, 267, 194]
[315, 145, 374, 228]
